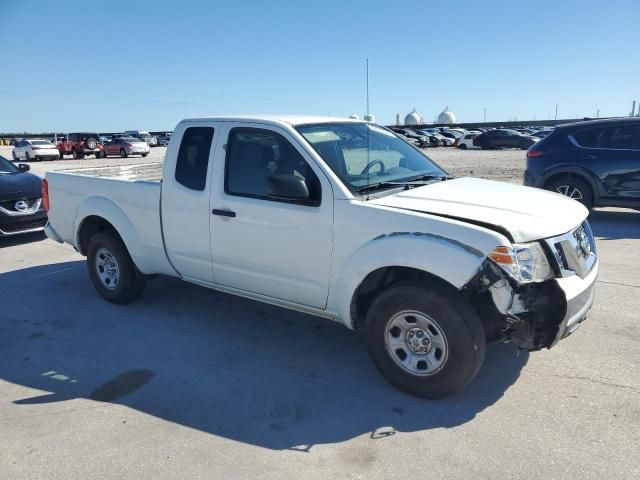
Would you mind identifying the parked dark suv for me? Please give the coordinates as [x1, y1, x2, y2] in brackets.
[474, 129, 538, 150]
[523, 117, 640, 210]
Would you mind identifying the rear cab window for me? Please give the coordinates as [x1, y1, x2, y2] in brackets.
[175, 127, 214, 191]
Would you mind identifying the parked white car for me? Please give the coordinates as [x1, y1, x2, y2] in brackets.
[43, 115, 598, 399]
[457, 133, 482, 150]
[12, 139, 60, 161]
[124, 130, 157, 147]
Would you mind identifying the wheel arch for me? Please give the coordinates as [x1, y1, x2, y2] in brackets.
[74, 197, 142, 266]
[328, 234, 490, 329]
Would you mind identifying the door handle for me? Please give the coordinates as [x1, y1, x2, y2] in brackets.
[212, 209, 236, 218]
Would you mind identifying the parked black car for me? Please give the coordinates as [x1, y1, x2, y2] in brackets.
[523, 117, 640, 210]
[0, 155, 47, 237]
[473, 129, 538, 150]
[390, 128, 430, 148]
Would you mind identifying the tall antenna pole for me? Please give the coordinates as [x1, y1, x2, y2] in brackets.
[483, 107, 486, 123]
[366, 58, 370, 117]
[554, 104, 558, 120]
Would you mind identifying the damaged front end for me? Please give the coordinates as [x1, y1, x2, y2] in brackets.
[464, 260, 567, 351]
[463, 221, 598, 351]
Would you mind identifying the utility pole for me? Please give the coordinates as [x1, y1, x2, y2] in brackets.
[366, 58, 369, 118]
[596, 109, 600, 118]
[554, 104, 558, 120]
[483, 107, 486, 123]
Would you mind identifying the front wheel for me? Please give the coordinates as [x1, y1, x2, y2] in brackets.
[120, 149, 127, 158]
[366, 282, 485, 399]
[459, 143, 467, 150]
[86, 231, 146, 304]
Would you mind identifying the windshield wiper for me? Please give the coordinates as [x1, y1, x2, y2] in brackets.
[406, 173, 453, 182]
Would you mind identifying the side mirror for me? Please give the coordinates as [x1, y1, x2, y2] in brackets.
[268, 174, 309, 201]
[18, 163, 30, 172]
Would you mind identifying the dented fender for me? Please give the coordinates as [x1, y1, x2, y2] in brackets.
[328, 231, 491, 328]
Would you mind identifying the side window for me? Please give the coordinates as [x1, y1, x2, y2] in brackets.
[225, 127, 321, 205]
[175, 127, 214, 191]
[608, 125, 638, 149]
[573, 128, 602, 148]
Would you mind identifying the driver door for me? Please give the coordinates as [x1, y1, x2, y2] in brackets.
[209, 123, 334, 309]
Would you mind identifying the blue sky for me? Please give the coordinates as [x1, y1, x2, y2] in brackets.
[1, 0, 639, 132]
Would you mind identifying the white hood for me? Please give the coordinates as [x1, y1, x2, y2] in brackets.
[370, 177, 588, 243]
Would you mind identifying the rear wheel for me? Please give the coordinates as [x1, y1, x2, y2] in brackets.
[546, 177, 594, 209]
[520, 141, 531, 150]
[120, 149, 127, 158]
[58, 151, 64, 160]
[459, 143, 468, 150]
[86, 231, 146, 304]
[12, 151, 18, 161]
[366, 282, 485, 399]
[141, 153, 148, 157]
[72, 148, 80, 159]
[25, 152, 31, 161]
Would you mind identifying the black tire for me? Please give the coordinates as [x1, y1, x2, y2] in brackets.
[85, 137, 98, 150]
[72, 148, 80, 159]
[58, 151, 64, 160]
[520, 141, 531, 150]
[86, 231, 146, 304]
[12, 151, 18, 161]
[365, 282, 485, 399]
[141, 153, 148, 157]
[120, 149, 128, 158]
[459, 143, 468, 150]
[546, 177, 594, 209]
[25, 152, 31, 161]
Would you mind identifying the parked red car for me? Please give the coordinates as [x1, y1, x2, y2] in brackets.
[57, 133, 106, 159]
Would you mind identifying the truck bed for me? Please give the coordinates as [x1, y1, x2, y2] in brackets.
[58, 162, 163, 182]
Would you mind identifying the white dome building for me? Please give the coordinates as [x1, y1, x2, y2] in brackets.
[437, 107, 456, 124]
[404, 109, 424, 125]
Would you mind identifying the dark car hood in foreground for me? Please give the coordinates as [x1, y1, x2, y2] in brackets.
[0, 171, 42, 200]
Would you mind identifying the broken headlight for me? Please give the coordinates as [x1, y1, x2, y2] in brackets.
[488, 242, 553, 284]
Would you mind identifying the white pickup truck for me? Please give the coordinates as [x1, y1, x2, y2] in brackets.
[43, 116, 598, 398]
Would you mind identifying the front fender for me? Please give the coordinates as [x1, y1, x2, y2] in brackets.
[328, 232, 489, 328]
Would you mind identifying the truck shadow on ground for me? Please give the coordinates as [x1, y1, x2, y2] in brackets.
[0, 261, 528, 451]
[589, 209, 640, 241]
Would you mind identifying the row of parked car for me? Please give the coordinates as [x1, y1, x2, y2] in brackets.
[391, 126, 553, 151]
[10, 131, 172, 161]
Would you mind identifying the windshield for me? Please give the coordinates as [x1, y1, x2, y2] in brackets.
[31, 140, 52, 146]
[0, 155, 20, 174]
[296, 122, 447, 193]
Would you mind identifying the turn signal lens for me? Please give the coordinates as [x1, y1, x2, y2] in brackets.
[488, 246, 514, 265]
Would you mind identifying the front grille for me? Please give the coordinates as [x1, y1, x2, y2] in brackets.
[0, 218, 47, 233]
[545, 221, 597, 279]
[0, 197, 40, 212]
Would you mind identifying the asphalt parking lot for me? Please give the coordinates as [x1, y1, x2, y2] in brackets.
[1, 146, 639, 479]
